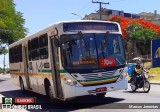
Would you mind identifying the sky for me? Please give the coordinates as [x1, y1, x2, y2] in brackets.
[1, 0, 160, 68]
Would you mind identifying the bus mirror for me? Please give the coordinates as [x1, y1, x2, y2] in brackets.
[54, 38, 60, 47]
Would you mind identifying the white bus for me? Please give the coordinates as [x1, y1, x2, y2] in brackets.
[9, 20, 128, 101]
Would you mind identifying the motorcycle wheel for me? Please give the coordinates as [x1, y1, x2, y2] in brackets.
[143, 80, 150, 93]
[130, 80, 137, 92]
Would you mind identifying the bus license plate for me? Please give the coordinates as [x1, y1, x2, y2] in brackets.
[96, 87, 107, 92]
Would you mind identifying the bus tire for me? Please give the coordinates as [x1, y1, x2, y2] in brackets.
[19, 77, 25, 93]
[44, 79, 54, 101]
[96, 92, 106, 98]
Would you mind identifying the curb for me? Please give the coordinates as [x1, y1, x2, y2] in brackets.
[150, 83, 160, 85]
[128, 82, 160, 85]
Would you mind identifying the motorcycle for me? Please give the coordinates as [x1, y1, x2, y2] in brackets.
[130, 70, 150, 93]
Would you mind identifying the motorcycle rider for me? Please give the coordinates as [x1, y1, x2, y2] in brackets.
[133, 61, 144, 87]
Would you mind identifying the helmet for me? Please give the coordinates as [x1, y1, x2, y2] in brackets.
[136, 60, 141, 68]
[138, 58, 143, 63]
[136, 64, 140, 69]
[136, 60, 141, 65]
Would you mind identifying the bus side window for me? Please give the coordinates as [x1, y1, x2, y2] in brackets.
[28, 40, 31, 61]
[39, 47, 48, 59]
[10, 47, 15, 63]
[39, 33, 48, 59]
[39, 33, 48, 47]
[15, 45, 20, 63]
[9, 47, 14, 63]
[31, 37, 39, 50]
[32, 50, 40, 60]
[31, 37, 40, 60]
[19, 44, 22, 62]
[9, 49, 11, 63]
[9, 45, 22, 63]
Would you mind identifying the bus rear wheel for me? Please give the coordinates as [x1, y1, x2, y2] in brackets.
[96, 92, 106, 98]
[19, 78, 25, 93]
[45, 81, 54, 101]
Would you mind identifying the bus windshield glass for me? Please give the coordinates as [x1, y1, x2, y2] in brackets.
[60, 33, 125, 69]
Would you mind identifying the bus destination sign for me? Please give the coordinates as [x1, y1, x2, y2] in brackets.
[63, 22, 119, 32]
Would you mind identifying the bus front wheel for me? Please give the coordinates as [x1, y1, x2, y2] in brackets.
[96, 92, 106, 98]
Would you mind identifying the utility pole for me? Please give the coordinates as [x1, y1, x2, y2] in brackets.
[3, 49, 6, 74]
[92, 0, 109, 20]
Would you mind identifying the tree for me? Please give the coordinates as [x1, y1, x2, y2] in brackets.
[0, 0, 27, 72]
[124, 23, 143, 58]
[126, 22, 158, 56]
[109, 16, 129, 37]
[109, 16, 160, 60]
[0, 0, 27, 45]
[109, 16, 160, 38]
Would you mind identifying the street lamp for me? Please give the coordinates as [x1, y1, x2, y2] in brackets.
[71, 13, 82, 19]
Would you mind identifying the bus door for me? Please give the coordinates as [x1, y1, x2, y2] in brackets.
[50, 37, 64, 98]
[22, 45, 31, 90]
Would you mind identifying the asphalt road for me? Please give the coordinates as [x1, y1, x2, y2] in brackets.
[0, 74, 160, 112]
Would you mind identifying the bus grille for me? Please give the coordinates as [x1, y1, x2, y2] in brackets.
[80, 70, 116, 80]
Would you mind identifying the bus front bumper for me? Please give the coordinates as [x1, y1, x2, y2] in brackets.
[63, 77, 128, 99]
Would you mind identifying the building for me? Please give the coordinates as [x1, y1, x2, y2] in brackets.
[83, 9, 160, 26]
[83, 13, 108, 20]
[139, 10, 160, 20]
[139, 10, 160, 26]
[83, 8, 140, 20]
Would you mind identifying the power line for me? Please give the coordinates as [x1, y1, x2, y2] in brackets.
[108, 0, 128, 2]
[70, 1, 95, 20]
[79, 3, 95, 17]
[76, 1, 92, 15]
[69, 1, 93, 20]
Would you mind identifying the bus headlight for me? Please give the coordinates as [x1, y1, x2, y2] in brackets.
[117, 71, 128, 81]
[120, 74, 124, 79]
[67, 79, 72, 83]
[63, 77, 77, 85]
[120, 72, 128, 79]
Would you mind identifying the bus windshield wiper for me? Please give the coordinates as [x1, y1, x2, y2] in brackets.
[100, 31, 110, 58]
[78, 31, 88, 50]
[103, 31, 110, 41]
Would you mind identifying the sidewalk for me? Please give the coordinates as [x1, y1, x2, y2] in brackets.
[0, 73, 11, 82]
[0, 74, 28, 112]
[149, 80, 160, 85]
[0, 73, 10, 76]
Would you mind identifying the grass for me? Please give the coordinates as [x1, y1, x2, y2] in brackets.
[143, 62, 160, 82]
[143, 62, 152, 69]
[148, 67, 160, 82]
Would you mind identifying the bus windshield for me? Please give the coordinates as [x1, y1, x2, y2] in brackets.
[60, 33, 125, 69]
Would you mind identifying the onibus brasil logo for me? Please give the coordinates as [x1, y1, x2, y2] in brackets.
[2, 97, 42, 110]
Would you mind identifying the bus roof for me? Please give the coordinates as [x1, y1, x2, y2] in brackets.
[9, 20, 120, 48]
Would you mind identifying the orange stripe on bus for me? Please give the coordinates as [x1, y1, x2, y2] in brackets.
[10, 72, 64, 79]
